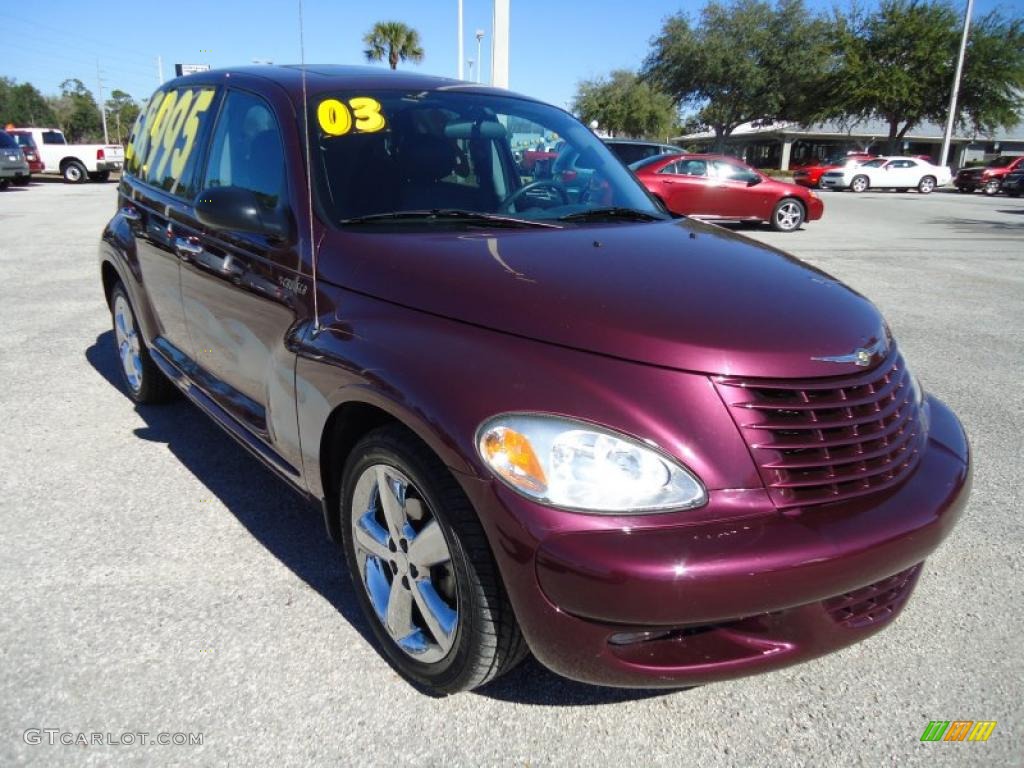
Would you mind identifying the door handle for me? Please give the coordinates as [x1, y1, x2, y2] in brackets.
[174, 236, 204, 261]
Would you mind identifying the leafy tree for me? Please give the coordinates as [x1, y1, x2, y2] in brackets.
[642, 0, 831, 150]
[363, 21, 424, 70]
[106, 89, 141, 144]
[0, 78, 58, 126]
[827, 0, 1024, 151]
[49, 78, 103, 142]
[572, 70, 677, 139]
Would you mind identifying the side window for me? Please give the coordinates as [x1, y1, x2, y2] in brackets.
[203, 90, 286, 211]
[714, 160, 757, 182]
[679, 159, 708, 177]
[126, 86, 217, 198]
[41, 131, 65, 145]
[657, 162, 679, 175]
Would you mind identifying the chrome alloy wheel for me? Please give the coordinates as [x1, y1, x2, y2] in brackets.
[113, 295, 143, 393]
[851, 175, 868, 192]
[350, 464, 459, 663]
[775, 200, 803, 231]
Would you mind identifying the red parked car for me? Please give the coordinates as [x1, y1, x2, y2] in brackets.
[954, 155, 1024, 195]
[792, 153, 875, 188]
[99, 66, 969, 694]
[633, 153, 824, 231]
[4, 127, 44, 183]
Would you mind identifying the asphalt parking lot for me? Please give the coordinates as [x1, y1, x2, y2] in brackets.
[1, 181, 1021, 767]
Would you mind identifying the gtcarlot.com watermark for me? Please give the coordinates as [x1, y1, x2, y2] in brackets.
[24, 729, 203, 747]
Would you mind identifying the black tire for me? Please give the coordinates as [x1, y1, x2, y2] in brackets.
[1009, 191, 1022, 198]
[982, 178, 1001, 196]
[0, 179, 9, 191]
[109, 282, 177, 404]
[89, 170, 111, 182]
[918, 175, 937, 194]
[957, 186, 974, 194]
[339, 424, 527, 694]
[770, 197, 805, 232]
[13, 176, 30, 186]
[850, 175, 869, 193]
[62, 160, 87, 184]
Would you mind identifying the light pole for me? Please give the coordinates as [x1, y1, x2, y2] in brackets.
[940, 0, 974, 168]
[457, 0, 464, 80]
[467, 59, 475, 82]
[475, 29, 485, 84]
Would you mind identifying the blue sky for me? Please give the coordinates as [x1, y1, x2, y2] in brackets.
[4, 0, 1018, 110]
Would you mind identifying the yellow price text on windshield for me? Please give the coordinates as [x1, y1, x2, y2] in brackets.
[317, 97, 386, 136]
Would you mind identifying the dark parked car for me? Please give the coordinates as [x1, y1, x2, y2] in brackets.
[633, 152, 824, 231]
[100, 66, 970, 695]
[954, 155, 1024, 195]
[5, 128, 44, 181]
[603, 138, 680, 165]
[0, 130, 31, 189]
[1001, 169, 1024, 197]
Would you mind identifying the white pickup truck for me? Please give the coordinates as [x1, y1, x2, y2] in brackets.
[16, 127, 124, 183]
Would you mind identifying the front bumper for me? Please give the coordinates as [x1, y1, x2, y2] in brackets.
[819, 176, 847, 189]
[459, 395, 969, 687]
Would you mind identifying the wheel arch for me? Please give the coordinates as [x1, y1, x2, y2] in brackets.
[318, 400, 402, 541]
[59, 155, 86, 171]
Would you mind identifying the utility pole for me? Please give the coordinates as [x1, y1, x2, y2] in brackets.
[491, 0, 510, 88]
[96, 59, 110, 145]
[457, 0, 464, 80]
[940, 0, 974, 168]
[156, 55, 164, 85]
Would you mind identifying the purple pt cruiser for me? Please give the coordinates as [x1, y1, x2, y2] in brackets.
[99, 65, 970, 694]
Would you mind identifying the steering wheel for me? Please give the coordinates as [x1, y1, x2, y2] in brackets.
[499, 180, 569, 213]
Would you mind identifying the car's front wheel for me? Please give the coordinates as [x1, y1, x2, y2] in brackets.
[340, 425, 526, 694]
[109, 282, 176, 404]
[918, 175, 937, 194]
[983, 178, 1001, 196]
[771, 198, 804, 232]
[850, 175, 869, 193]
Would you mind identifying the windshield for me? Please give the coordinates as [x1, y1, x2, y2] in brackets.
[312, 90, 664, 226]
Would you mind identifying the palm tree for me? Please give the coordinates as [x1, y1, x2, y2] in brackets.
[363, 21, 425, 70]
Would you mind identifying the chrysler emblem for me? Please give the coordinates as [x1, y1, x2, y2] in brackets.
[812, 338, 887, 367]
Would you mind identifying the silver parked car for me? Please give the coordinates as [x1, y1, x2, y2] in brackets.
[0, 130, 31, 189]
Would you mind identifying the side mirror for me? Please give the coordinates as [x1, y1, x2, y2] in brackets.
[195, 186, 291, 240]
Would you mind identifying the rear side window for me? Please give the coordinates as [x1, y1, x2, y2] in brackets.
[203, 90, 286, 211]
[679, 159, 708, 177]
[126, 85, 218, 198]
[41, 131, 66, 145]
[11, 133, 37, 149]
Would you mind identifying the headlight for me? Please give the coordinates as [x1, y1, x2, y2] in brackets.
[476, 414, 706, 513]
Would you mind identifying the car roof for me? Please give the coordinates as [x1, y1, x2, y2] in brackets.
[161, 64, 545, 106]
[603, 138, 677, 147]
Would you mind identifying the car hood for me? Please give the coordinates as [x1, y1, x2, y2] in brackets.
[318, 218, 887, 378]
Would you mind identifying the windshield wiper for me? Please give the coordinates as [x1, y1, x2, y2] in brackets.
[557, 207, 665, 223]
[341, 209, 560, 228]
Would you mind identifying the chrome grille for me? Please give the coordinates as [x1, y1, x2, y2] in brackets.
[716, 347, 924, 508]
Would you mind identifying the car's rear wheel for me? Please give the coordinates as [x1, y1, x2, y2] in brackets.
[850, 175, 869, 193]
[983, 178, 1001, 196]
[771, 198, 805, 232]
[340, 425, 526, 694]
[14, 176, 30, 186]
[918, 175, 936, 194]
[0, 179, 9, 191]
[109, 283, 176, 404]
[62, 160, 87, 184]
